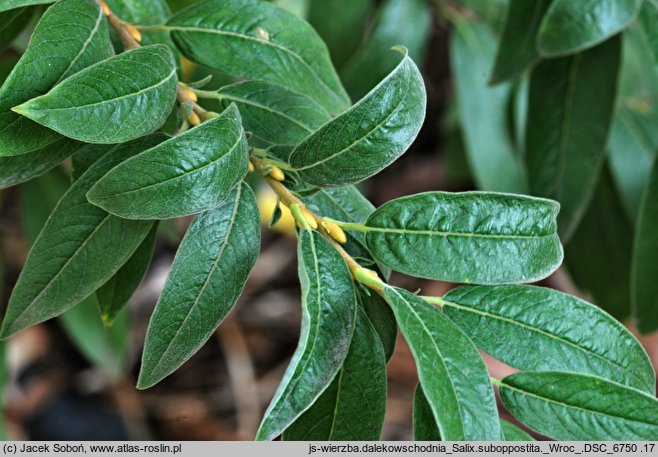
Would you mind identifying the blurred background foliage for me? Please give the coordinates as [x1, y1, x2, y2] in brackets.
[0, 0, 656, 440]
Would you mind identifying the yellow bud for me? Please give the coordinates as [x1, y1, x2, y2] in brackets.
[181, 85, 198, 103]
[188, 111, 201, 126]
[301, 208, 318, 230]
[100, 1, 111, 16]
[248, 161, 255, 173]
[268, 166, 285, 182]
[324, 221, 347, 244]
[125, 24, 142, 43]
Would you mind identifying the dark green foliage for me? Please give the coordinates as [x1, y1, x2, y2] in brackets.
[0, 0, 654, 443]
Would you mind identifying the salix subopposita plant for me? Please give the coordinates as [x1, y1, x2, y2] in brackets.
[0, 0, 656, 442]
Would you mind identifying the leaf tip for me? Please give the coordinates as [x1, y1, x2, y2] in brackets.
[390, 45, 409, 56]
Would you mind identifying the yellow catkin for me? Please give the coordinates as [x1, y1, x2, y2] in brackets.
[181, 85, 198, 103]
[268, 166, 285, 182]
[188, 111, 201, 126]
[125, 24, 142, 43]
[301, 208, 318, 230]
[324, 221, 347, 244]
[248, 162, 255, 173]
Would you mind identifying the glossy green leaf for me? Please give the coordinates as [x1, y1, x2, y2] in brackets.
[357, 290, 396, 361]
[538, 0, 641, 56]
[283, 308, 386, 440]
[87, 104, 247, 219]
[0, 7, 33, 51]
[413, 384, 440, 441]
[0, 0, 114, 156]
[137, 183, 260, 389]
[608, 107, 658, 220]
[217, 81, 330, 145]
[0, 138, 83, 190]
[307, 0, 371, 69]
[0, 0, 52, 14]
[632, 157, 658, 334]
[364, 192, 562, 284]
[290, 48, 426, 187]
[383, 287, 500, 440]
[97, 223, 158, 327]
[14, 45, 178, 144]
[500, 420, 534, 441]
[0, 136, 161, 339]
[490, 0, 552, 84]
[59, 294, 129, 379]
[442, 285, 655, 394]
[566, 164, 632, 319]
[451, 22, 527, 193]
[340, 0, 430, 99]
[499, 371, 658, 440]
[525, 35, 621, 240]
[256, 228, 357, 441]
[167, 0, 349, 115]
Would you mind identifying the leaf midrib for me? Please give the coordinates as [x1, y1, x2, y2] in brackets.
[92, 132, 243, 200]
[19, 66, 176, 113]
[8, 212, 112, 329]
[363, 224, 554, 240]
[143, 185, 242, 381]
[501, 379, 658, 430]
[387, 287, 466, 440]
[442, 299, 643, 386]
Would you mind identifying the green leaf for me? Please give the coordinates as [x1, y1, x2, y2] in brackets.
[525, 35, 621, 240]
[87, 104, 247, 219]
[442, 285, 655, 394]
[20, 167, 70, 245]
[283, 308, 386, 440]
[538, 0, 641, 56]
[451, 22, 527, 193]
[500, 420, 534, 441]
[14, 45, 178, 144]
[0, 7, 33, 51]
[289, 48, 426, 187]
[307, 0, 372, 70]
[137, 183, 260, 389]
[632, 156, 658, 334]
[0, 138, 83, 190]
[639, 1, 658, 67]
[71, 144, 111, 181]
[608, 108, 658, 220]
[256, 228, 357, 441]
[0, 0, 53, 14]
[357, 290, 396, 361]
[364, 192, 562, 284]
[0, 0, 114, 156]
[59, 294, 129, 379]
[217, 81, 330, 145]
[340, 0, 431, 100]
[97, 223, 158, 327]
[0, 136, 162, 339]
[383, 287, 500, 440]
[167, 0, 350, 115]
[413, 384, 440, 441]
[490, 0, 552, 84]
[499, 371, 658, 440]
[565, 164, 633, 319]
